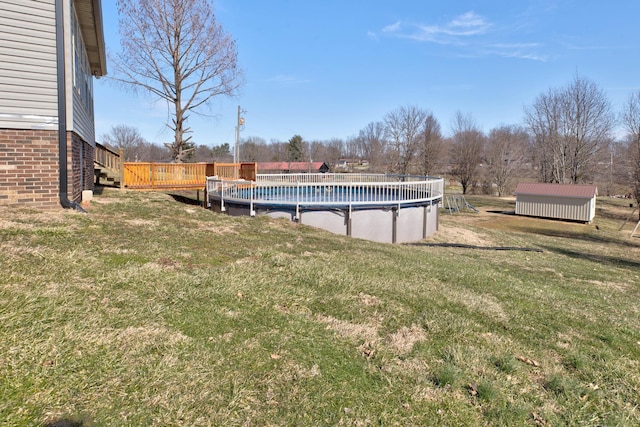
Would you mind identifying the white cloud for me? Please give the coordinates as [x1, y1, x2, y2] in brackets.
[380, 11, 545, 61]
[386, 11, 491, 44]
[382, 21, 402, 33]
[448, 11, 491, 35]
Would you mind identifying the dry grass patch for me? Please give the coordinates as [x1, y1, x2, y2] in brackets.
[315, 314, 379, 344]
[425, 223, 493, 246]
[440, 286, 509, 323]
[387, 324, 427, 355]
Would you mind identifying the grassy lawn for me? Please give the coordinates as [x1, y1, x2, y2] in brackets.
[1, 189, 639, 426]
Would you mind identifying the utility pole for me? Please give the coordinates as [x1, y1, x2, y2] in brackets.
[234, 105, 245, 163]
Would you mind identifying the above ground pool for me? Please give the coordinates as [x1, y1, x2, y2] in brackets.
[206, 173, 444, 244]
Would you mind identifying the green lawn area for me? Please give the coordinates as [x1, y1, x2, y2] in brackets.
[1, 189, 639, 426]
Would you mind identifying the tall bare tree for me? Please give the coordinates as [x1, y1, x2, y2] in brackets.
[620, 90, 640, 213]
[524, 88, 564, 183]
[450, 112, 484, 194]
[525, 75, 613, 183]
[322, 138, 346, 169]
[485, 125, 529, 196]
[355, 121, 387, 172]
[384, 106, 429, 175]
[100, 124, 147, 161]
[417, 113, 443, 176]
[113, 0, 243, 162]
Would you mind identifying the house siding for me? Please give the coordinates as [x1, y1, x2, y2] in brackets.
[0, 0, 58, 130]
[0, 0, 101, 208]
[69, 1, 96, 145]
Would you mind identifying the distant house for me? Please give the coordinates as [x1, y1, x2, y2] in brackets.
[258, 162, 330, 174]
[335, 158, 369, 172]
[515, 182, 598, 223]
[0, 0, 107, 208]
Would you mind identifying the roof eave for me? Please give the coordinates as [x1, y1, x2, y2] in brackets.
[76, 0, 107, 77]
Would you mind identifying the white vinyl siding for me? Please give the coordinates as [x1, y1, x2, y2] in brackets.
[0, 0, 58, 130]
[515, 195, 596, 223]
[70, 1, 95, 144]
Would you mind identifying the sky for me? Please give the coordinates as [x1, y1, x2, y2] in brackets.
[94, 0, 640, 148]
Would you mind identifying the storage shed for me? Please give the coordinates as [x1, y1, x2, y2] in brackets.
[515, 183, 598, 223]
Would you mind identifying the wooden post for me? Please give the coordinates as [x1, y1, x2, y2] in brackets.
[119, 148, 124, 189]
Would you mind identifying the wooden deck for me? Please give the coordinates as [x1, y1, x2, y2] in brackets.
[94, 144, 256, 190]
[123, 162, 256, 190]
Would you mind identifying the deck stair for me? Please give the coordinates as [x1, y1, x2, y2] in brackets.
[94, 143, 123, 187]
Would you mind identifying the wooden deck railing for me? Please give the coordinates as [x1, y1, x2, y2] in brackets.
[95, 143, 123, 171]
[213, 162, 257, 181]
[94, 142, 256, 190]
[122, 162, 256, 190]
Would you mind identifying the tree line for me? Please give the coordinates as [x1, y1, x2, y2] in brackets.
[103, 75, 640, 203]
[105, 1, 640, 208]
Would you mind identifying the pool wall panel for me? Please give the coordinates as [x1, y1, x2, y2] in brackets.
[300, 210, 347, 236]
[351, 209, 394, 243]
[425, 204, 438, 236]
[396, 206, 424, 243]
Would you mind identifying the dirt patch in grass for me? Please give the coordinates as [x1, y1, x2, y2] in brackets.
[426, 223, 494, 246]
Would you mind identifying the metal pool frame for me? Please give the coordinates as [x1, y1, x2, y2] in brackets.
[206, 173, 444, 243]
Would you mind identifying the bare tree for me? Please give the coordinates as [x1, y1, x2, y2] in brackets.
[384, 106, 429, 175]
[113, 0, 243, 162]
[450, 112, 484, 194]
[268, 139, 288, 162]
[322, 138, 346, 169]
[620, 90, 640, 213]
[524, 87, 564, 183]
[417, 113, 444, 176]
[525, 75, 613, 183]
[485, 125, 529, 196]
[100, 124, 147, 161]
[355, 121, 387, 172]
[240, 136, 270, 162]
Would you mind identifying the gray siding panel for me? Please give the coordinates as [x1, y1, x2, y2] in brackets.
[0, 0, 58, 130]
[72, 88, 95, 144]
[515, 195, 595, 222]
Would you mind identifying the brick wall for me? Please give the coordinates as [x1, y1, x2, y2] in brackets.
[0, 129, 59, 208]
[69, 132, 95, 203]
[0, 129, 94, 209]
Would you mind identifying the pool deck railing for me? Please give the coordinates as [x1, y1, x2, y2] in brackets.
[207, 173, 444, 218]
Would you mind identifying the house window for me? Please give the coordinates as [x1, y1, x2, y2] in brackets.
[71, 3, 93, 112]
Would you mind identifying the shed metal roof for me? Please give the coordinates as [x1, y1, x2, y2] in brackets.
[515, 182, 598, 199]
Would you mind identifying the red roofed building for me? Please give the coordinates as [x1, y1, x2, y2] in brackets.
[515, 182, 598, 223]
[257, 162, 330, 174]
